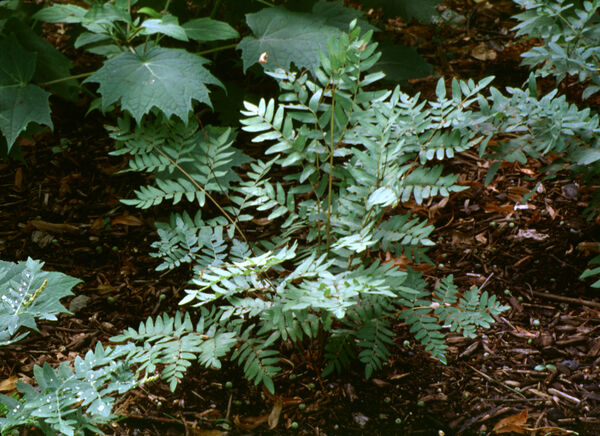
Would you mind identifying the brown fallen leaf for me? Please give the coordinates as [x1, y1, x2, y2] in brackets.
[111, 214, 144, 226]
[384, 252, 411, 269]
[30, 219, 79, 234]
[471, 42, 497, 61]
[371, 378, 390, 387]
[577, 241, 600, 253]
[493, 409, 528, 434]
[14, 167, 23, 191]
[234, 414, 269, 431]
[483, 202, 514, 214]
[251, 217, 272, 226]
[0, 376, 18, 392]
[189, 429, 225, 436]
[268, 398, 283, 429]
[475, 232, 487, 244]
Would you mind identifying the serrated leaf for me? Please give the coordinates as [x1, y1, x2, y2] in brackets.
[182, 17, 239, 42]
[0, 38, 35, 86]
[237, 6, 342, 73]
[0, 39, 52, 151]
[85, 46, 222, 122]
[3, 18, 77, 100]
[311, 1, 377, 34]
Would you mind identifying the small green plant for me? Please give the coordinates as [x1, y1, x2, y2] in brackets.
[0, 258, 80, 346]
[0, 343, 142, 436]
[513, 0, 600, 99]
[110, 23, 507, 395]
[0, 259, 149, 435]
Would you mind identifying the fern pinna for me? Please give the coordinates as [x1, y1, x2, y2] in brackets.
[110, 21, 507, 393]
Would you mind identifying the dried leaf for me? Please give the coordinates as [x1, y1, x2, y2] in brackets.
[30, 219, 79, 234]
[471, 42, 497, 61]
[577, 242, 600, 253]
[492, 409, 528, 434]
[268, 398, 283, 429]
[234, 414, 269, 431]
[0, 376, 18, 392]
[483, 202, 514, 214]
[189, 429, 225, 436]
[384, 252, 411, 269]
[371, 378, 389, 387]
[111, 215, 144, 226]
[14, 167, 23, 191]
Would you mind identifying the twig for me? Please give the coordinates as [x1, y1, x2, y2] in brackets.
[548, 387, 581, 404]
[531, 290, 600, 308]
[467, 364, 526, 398]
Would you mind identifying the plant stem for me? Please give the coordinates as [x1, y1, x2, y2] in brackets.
[126, 0, 131, 37]
[255, 0, 275, 6]
[152, 145, 249, 244]
[38, 72, 94, 87]
[325, 90, 335, 251]
[196, 43, 238, 56]
[210, 0, 223, 18]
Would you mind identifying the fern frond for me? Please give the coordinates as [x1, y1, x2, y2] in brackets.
[322, 329, 356, 377]
[402, 308, 447, 364]
[181, 244, 297, 306]
[232, 328, 280, 394]
[356, 316, 394, 379]
[112, 312, 205, 391]
[580, 254, 600, 288]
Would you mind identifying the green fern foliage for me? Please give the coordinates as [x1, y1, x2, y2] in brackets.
[109, 114, 248, 209]
[580, 254, 600, 288]
[111, 311, 237, 392]
[115, 21, 508, 394]
[513, 0, 600, 99]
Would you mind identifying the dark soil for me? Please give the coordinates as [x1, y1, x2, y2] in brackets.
[2, 1, 600, 435]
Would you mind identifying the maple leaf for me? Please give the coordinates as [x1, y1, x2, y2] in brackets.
[237, 7, 341, 73]
[237, 2, 374, 73]
[85, 46, 222, 122]
[0, 38, 52, 152]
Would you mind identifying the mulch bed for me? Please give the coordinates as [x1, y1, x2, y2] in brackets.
[1, 1, 600, 434]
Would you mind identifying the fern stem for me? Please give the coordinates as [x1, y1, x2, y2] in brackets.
[325, 88, 336, 250]
[151, 145, 249, 244]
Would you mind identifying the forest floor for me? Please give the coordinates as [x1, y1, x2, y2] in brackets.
[1, 1, 600, 435]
